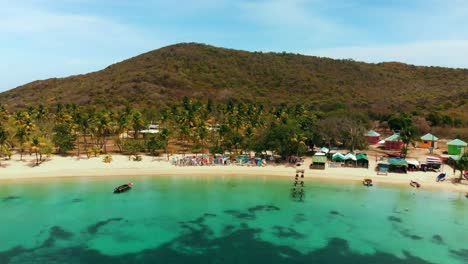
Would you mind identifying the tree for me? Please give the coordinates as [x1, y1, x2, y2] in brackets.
[255, 122, 306, 159]
[52, 123, 77, 154]
[454, 153, 468, 181]
[146, 135, 165, 156]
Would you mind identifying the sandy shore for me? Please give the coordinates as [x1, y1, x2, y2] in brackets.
[0, 154, 467, 193]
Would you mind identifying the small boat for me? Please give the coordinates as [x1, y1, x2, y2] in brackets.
[436, 173, 446, 182]
[410, 181, 421, 188]
[113, 183, 133, 193]
[363, 179, 373, 187]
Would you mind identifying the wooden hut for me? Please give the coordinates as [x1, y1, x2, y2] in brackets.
[366, 130, 380, 145]
[388, 158, 408, 173]
[310, 153, 327, 170]
[384, 134, 403, 150]
[356, 153, 369, 168]
[419, 133, 438, 149]
[447, 139, 467, 155]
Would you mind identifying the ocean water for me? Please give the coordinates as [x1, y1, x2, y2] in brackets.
[0, 175, 467, 264]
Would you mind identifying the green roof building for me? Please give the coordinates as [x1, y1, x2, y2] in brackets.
[447, 139, 467, 155]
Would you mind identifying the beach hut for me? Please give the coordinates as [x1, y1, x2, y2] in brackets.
[384, 134, 403, 150]
[419, 133, 438, 149]
[447, 139, 467, 155]
[310, 153, 327, 170]
[344, 153, 357, 167]
[356, 153, 369, 168]
[319, 147, 329, 154]
[332, 153, 345, 162]
[376, 161, 389, 175]
[388, 158, 408, 173]
[366, 130, 380, 145]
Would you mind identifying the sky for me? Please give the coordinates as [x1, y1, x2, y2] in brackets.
[1, 0, 468, 92]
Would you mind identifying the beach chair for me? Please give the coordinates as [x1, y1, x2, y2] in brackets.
[436, 173, 446, 182]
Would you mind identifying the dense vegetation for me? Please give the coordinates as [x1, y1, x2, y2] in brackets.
[0, 43, 467, 123]
[0, 97, 465, 167]
[0, 43, 466, 163]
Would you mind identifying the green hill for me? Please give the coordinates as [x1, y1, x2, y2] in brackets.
[1, 43, 467, 119]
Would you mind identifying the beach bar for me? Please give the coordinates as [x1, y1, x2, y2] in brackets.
[366, 130, 380, 145]
[447, 139, 467, 155]
[310, 153, 327, 170]
[384, 134, 403, 150]
[419, 133, 438, 149]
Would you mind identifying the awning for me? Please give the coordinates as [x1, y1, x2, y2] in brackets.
[356, 153, 368, 161]
[344, 153, 357, 161]
[312, 155, 327, 163]
[426, 156, 441, 164]
[388, 158, 408, 166]
[332, 153, 345, 162]
[406, 159, 420, 166]
[319, 147, 329, 153]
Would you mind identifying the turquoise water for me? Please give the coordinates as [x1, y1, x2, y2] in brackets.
[0, 175, 467, 263]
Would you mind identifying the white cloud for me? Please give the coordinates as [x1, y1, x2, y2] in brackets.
[238, 0, 346, 35]
[308, 40, 468, 69]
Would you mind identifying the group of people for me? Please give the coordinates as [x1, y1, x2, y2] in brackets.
[292, 172, 305, 201]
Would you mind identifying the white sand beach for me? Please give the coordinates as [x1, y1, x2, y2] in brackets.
[1, 154, 467, 193]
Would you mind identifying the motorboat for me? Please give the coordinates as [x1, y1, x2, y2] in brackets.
[113, 183, 133, 193]
[436, 173, 446, 182]
[362, 179, 373, 187]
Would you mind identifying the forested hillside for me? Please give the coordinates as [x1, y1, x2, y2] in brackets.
[1, 43, 467, 123]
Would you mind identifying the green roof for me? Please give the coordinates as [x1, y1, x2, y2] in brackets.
[384, 134, 400, 142]
[447, 139, 467, 147]
[312, 156, 327, 163]
[420, 133, 439, 141]
[356, 153, 368, 161]
[332, 153, 345, 161]
[388, 158, 408, 166]
[366, 130, 380, 137]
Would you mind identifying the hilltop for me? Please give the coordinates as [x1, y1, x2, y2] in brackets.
[1, 43, 467, 119]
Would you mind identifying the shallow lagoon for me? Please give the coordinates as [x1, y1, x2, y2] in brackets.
[1, 175, 467, 263]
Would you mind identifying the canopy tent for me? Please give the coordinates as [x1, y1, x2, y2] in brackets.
[332, 153, 345, 162]
[344, 153, 357, 161]
[356, 153, 368, 161]
[406, 159, 420, 167]
[406, 159, 420, 171]
[319, 147, 329, 154]
[356, 153, 369, 168]
[388, 158, 408, 166]
[377, 161, 389, 175]
[388, 158, 408, 173]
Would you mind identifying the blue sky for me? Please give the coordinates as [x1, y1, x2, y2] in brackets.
[1, 0, 468, 92]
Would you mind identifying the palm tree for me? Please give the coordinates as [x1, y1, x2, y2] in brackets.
[14, 126, 28, 160]
[31, 136, 41, 165]
[454, 153, 468, 181]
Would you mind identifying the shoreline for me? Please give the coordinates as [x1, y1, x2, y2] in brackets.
[1, 154, 467, 193]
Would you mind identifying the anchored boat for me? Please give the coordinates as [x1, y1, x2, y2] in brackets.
[113, 183, 133, 193]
